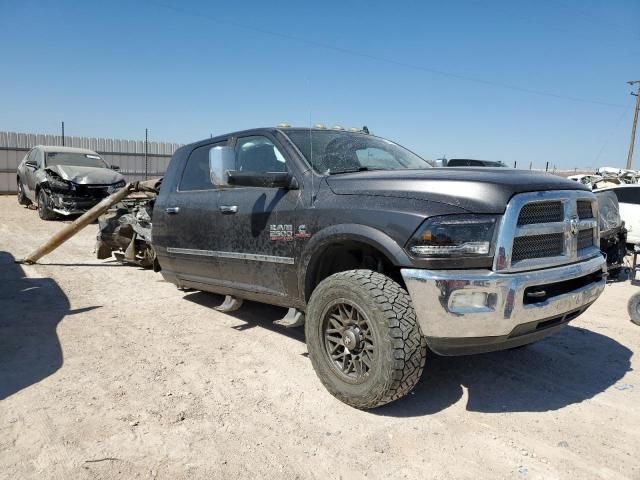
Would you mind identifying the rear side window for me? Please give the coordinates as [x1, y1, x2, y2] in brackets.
[179, 143, 224, 191]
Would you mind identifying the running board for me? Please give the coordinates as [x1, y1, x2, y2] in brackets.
[215, 295, 244, 312]
[273, 308, 305, 328]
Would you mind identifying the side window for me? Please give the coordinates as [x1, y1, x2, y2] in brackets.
[25, 149, 36, 165]
[614, 188, 640, 205]
[179, 143, 224, 191]
[235, 136, 287, 173]
[36, 150, 44, 168]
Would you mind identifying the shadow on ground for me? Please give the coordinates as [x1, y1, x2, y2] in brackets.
[0, 252, 98, 399]
[184, 290, 632, 416]
[376, 325, 632, 417]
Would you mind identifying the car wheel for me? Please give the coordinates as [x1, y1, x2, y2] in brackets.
[627, 292, 640, 326]
[37, 189, 56, 220]
[17, 179, 31, 206]
[305, 269, 427, 409]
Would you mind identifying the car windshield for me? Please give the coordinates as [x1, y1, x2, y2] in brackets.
[45, 152, 108, 168]
[284, 130, 431, 174]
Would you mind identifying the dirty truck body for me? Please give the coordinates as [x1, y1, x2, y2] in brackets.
[152, 127, 606, 408]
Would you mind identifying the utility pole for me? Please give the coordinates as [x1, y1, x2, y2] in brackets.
[144, 128, 149, 180]
[61, 121, 65, 146]
[626, 80, 640, 170]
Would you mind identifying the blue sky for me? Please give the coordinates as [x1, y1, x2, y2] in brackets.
[1, 0, 638, 169]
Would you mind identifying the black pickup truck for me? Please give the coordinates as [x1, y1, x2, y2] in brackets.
[151, 126, 606, 409]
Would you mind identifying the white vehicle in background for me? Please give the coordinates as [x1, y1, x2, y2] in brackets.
[568, 174, 602, 189]
[598, 185, 640, 244]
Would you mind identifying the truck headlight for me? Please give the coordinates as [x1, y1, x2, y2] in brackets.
[407, 215, 499, 257]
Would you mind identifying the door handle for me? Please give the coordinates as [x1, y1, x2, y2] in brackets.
[165, 207, 180, 214]
[219, 205, 238, 214]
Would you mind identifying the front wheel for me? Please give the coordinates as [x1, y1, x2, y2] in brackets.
[37, 189, 56, 220]
[305, 270, 427, 409]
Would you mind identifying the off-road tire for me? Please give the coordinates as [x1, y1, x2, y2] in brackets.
[37, 189, 56, 220]
[305, 269, 427, 409]
[17, 179, 31, 206]
[627, 292, 640, 326]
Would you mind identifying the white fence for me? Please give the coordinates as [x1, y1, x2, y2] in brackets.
[0, 131, 182, 194]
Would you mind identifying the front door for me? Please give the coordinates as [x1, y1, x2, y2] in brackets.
[215, 134, 301, 298]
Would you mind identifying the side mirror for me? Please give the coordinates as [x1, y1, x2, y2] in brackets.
[25, 159, 37, 168]
[110, 165, 120, 171]
[209, 145, 236, 187]
[227, 171, 299, 189]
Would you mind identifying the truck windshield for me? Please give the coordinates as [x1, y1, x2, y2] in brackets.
[45, 152, 108, 169]
[284, 130, 431, 174]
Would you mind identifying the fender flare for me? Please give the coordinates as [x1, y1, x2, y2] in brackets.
[298, 223, 411, 301]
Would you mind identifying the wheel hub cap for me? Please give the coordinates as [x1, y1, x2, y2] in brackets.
[342, 328, 362, 352]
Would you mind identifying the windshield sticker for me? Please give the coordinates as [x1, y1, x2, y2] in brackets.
[270, 224, 293, 241]
[86, 154, 102, 159]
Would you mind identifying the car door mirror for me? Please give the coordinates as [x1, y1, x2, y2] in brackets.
[110, 165, 120, 171]
[25, 159, 37, 168]
[227, 171, 298, 189]
[209, 145, 236, 187]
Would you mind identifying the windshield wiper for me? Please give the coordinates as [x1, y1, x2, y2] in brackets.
[328, 166, 388, 175]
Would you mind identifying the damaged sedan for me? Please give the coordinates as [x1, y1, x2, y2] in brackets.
[16, 145, 125, 220]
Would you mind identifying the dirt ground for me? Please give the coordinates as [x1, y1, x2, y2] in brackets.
[1, 195, 639, 480]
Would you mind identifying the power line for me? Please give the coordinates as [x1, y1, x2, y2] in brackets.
[148, 0, 625, 109]
[592, 104, 633, 166]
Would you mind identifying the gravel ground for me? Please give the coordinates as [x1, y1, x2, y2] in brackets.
[1, 195, 639, 480]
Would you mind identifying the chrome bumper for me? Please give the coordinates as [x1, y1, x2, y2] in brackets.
[401, 255, 606, 354]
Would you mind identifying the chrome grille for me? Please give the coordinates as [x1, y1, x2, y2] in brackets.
[577, 229, 594, 250]
[512, 233, 564, 262]
[493, 191, 600, 272]
[577, 200, 594, 219]
[517, 201, 563, 225]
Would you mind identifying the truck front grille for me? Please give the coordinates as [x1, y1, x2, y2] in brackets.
[577, 200, 594, 219]
[577, 229, 594, 250]
[512, 233, 564, 262]
[494, 191, 600, 272]
[517, 201, 563, 225]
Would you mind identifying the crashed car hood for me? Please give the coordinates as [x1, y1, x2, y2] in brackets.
[326, 168, 589, 213]
[45, 165, 124, 185]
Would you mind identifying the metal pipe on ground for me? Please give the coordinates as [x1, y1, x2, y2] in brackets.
[16, 179, 159, 265]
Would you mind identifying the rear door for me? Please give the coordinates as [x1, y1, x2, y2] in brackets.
[612, 186, 640, 244]
[160, 141, 225, 281]
[215, 134, 302, 298]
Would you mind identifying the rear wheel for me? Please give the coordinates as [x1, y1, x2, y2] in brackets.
[628, 292, 640, 326]
[17, 179, 31, 206]
[37, 189, 56, 220]
[305, 269, 427, 409]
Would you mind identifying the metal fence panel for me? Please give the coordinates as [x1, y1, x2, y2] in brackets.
[0, 131, 181, 194]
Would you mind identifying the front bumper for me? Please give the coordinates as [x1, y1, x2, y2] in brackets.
[401, 255, 606, 355]
[50, 192, 107, 215]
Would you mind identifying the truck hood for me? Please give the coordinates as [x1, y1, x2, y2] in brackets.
[45, 165, 124, 185]
[326, 168, 589, 213]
